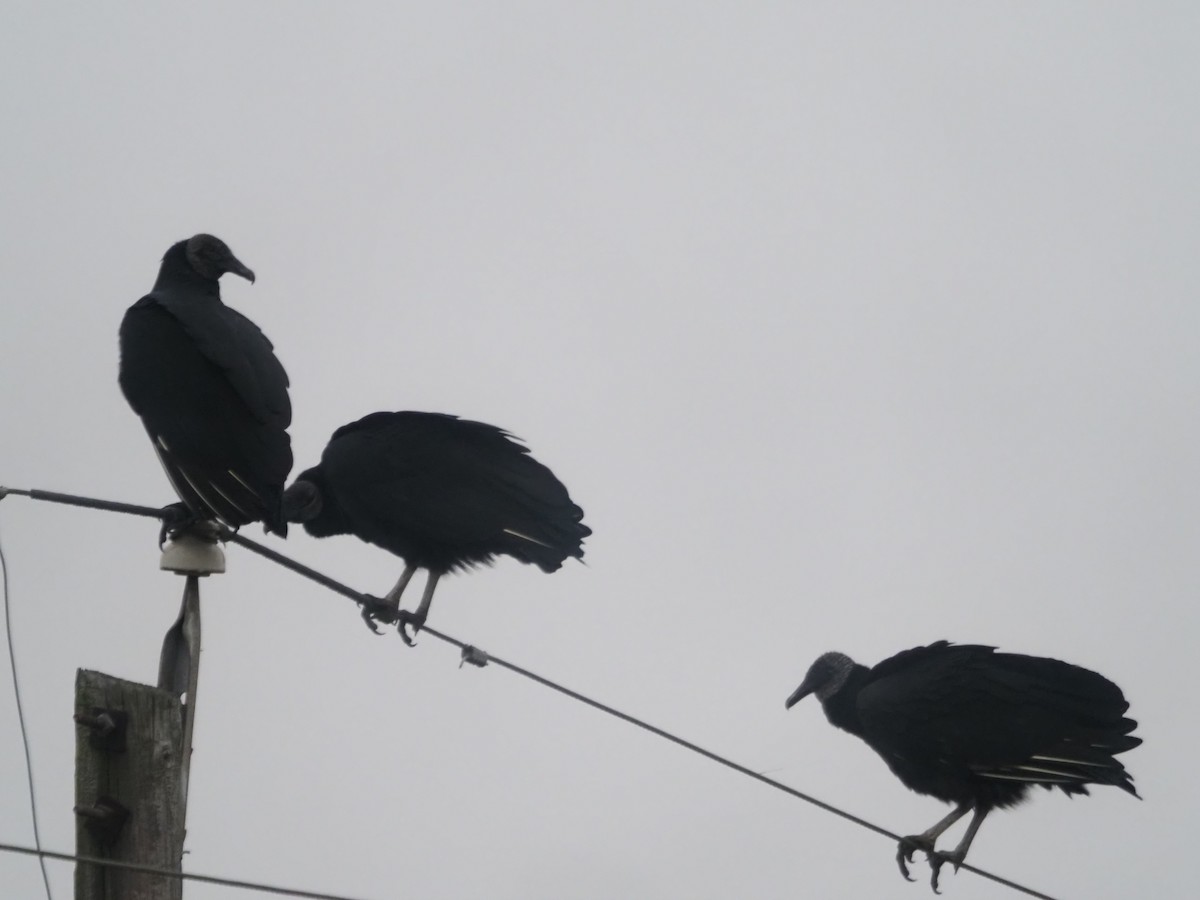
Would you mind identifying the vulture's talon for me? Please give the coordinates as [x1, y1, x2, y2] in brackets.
[359, 596, 397, 635]
[396, 610, 426, 647]
[158, 502, 194, 548]
[896, 836, 933, 882]
[928, 851, 962, 894]
[360, 607, 384, 635]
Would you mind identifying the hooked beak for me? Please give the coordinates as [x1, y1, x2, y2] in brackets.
[227, 256, 256, 284]
[785, 678, 816, 710]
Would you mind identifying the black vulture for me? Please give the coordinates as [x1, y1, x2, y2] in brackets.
[785, 641, 1140, 892]
[119, 234, 292, 536]
[283, 411, 590, 642]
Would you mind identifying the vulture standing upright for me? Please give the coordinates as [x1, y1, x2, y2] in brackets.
[119, 234, 292, 536]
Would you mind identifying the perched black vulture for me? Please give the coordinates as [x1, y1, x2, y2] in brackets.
[786, 641, 1140, 892]
[119, 234, 292, 536]
[283, 411, 590, 642]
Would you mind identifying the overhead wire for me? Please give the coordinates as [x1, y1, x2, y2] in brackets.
[1, 486, 1059, 900]
[229, 530, 1055, 900]
[0, 841, 371, 900]
[0, 502, 55, 900]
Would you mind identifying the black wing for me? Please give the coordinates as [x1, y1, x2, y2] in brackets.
[321, 412, 588, 571]
[155, 294, 291, 428]
[857, 643, 1139, 800]
[119, 295, 292, 532]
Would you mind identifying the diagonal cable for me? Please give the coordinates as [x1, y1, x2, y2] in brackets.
[1, 486, 1059, 900]
[0, 507, 54, 900]
[0, 841, 369, 900]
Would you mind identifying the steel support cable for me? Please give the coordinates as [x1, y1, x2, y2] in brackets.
[0, 841, 369, 900]
[0, 486, 1058, 900]
[0, 509, 54, 900]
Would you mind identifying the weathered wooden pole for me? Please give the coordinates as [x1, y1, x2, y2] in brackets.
[74, 530, 224, 900]
[74, 671, 184, 900]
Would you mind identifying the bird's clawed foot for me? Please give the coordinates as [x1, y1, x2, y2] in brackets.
[356, 570, 428, 644]
[927, 850, 964, 894]
[359, 596, 400, 635]
[158, 505, 223, 548]
[158, 503, 196, 548]
[896, 836, 963, 892]
[896, 835, 936, 883]
[396, 609, 427, 646]
[356, 597, 424, 645]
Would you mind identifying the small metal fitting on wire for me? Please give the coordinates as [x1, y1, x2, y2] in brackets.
[460, 645, 490, 668]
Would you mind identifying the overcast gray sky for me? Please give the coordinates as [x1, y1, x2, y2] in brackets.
[2, 3, 1197, 898]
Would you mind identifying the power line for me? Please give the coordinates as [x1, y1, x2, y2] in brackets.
[227, 527, 1057, 898]
[0, 486, 1060, 900]
[0, 841, 371, 900]
[0, 514, 54, 900]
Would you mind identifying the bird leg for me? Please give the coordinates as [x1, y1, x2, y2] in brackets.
[359, 566, 415, 634]
[896, 803, 971, 883]
[396, 572, 441, 646]
[928, 806, 988, 894]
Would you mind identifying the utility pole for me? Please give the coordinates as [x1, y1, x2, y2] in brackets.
[74, 529, 224, 900]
